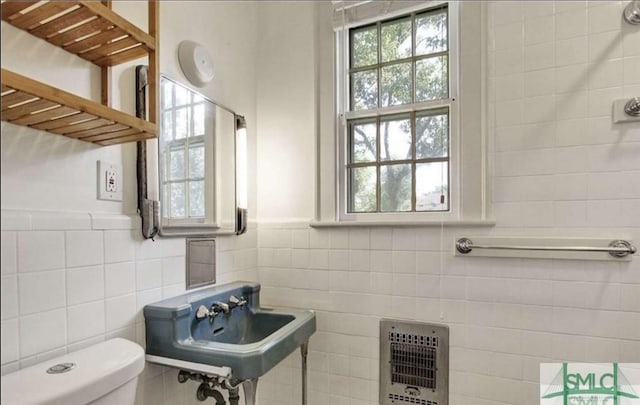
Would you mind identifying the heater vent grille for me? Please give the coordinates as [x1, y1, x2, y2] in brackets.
[380, 320, 448, 405]
[390, 343, 437, 388]
[388, 393, 438, 405]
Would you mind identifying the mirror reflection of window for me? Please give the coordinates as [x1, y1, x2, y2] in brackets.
[160, 77, 215, 224]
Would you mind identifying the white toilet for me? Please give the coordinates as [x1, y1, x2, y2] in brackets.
[1, 338, 145, 405]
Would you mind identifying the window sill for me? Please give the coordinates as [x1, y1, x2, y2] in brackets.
[309, 219, 495, 228]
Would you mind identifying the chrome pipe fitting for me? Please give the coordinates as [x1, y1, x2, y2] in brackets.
[624, 0, 640, 24]
[624, 97, 640, 117]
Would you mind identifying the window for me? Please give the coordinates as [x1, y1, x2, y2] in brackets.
[317, 1, 488, 225]
[338, 3, 456, 220]
[160, 77, 210, 222]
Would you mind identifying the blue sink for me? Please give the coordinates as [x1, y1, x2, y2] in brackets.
[143, 282, 315, 381]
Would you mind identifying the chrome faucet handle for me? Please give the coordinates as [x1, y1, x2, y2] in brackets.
[229, 295, 247, 307]
[196, 305, 211, 319]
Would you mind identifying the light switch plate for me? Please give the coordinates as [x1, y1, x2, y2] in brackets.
[97, 160, 123, 201]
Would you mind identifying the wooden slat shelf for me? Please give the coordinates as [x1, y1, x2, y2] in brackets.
[1, 1, 155, 67]
[1, 69, 156, 146]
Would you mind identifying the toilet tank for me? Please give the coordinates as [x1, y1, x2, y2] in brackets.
[1, 338, 145, 405]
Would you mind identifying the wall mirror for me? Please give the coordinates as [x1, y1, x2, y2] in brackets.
[155, 75, 242, 236]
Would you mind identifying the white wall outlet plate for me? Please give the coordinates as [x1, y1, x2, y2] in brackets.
[97, 160, 123, 202]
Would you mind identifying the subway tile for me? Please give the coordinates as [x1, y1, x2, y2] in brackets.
[19, 309, 66, 358]
[105, 294, 136, 332]
[589, 30, 623, 62]
[524, 69, 555, 97]
[555, 64, 589, 93]
[623, 56, 640, 85]
[66, 266, 104, 306]
[348, 228, 369, 250]
[135, 259, 162, 291]
[66, 231, 103, 268]
[587, 2, 623, 34]
[525, 42, 556, 71]
[67, 301, 105, 343]
[17, 231, 65, 273]
[493, 1, 524, 26]
[291, 229, 310, 249]
[1, 319, 19, 364]
[555, 36, 588, 66]
[495, 74, 524, 101]
[103, 230, 135, 263]
[1, 276, 17, 320]
[495, 47, 524, 76]
[554, 201, 588, 227]
[556, 1, 587, 14]
[524, 15, 554, 45]
[589, 59, 623, 89]
[19, 270, 65, 315]
[1, 232, 17, 275]
[525, 1, 555, 19]
[161, 256, 185, 286]
[392, 228, 416, 250]
[494, 22, 524, 50]
[392, 251, 416, 273]
[623, 25, 640, 56]
[105, 262, 135, 298]
[369, 228, 393, 250]
[556, 9, 588, 39]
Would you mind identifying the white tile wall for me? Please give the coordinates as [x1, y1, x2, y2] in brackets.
[0, 209, 258, 405]
[251, 2, 639, 405]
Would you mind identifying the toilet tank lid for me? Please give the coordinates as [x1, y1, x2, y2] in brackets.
[1, 338, 145, 405]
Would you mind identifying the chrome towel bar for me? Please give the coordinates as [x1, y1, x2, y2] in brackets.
[455, 238, 637, 258]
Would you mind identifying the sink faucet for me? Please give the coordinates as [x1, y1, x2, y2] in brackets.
[195, 296, 247, 320]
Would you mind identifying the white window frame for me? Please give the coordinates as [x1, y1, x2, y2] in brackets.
[335, 0, 461, 222]
[313, 0, 491, 226]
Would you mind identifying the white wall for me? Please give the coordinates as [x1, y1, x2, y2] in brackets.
[256, 2, 317, 222]
[1, 2, 260, 404]
[254, 1, 640, 405]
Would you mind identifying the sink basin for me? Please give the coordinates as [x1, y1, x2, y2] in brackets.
[143, 282, 315, 381]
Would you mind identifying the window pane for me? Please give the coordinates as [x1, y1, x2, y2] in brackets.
[349, 166, 377, 212]
[416, 56, 448, 101]
[416, 162, 448, 211]
[381, 18, 411, 62]
[169, 149, 184, 180]
[170, 182, 186, 218]
[162, 110, 173, 140]
[351, 70, 378, 110]
[380, 117, 411, 161]
[162, 81, 173, 109]
[189, 145, 205, 178]
[381, 62, 412, 107]
[175, 107, 189, 139]
[189, 181, 205, 217]
[193, 104, 205, 136]
[351, 121, 376, 163]
[416, 10, 448, 56]
[416, 112, 448, 158]
[381, 164, 411, 212]
[175, 85, 189, 106]
[351, 27, 377, 68]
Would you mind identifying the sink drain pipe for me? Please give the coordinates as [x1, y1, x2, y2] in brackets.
[301, 341, 309, 405]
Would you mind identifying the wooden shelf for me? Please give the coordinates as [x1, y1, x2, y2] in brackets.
[1, 1, 155, 67]
[1, 69, 156, 146]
